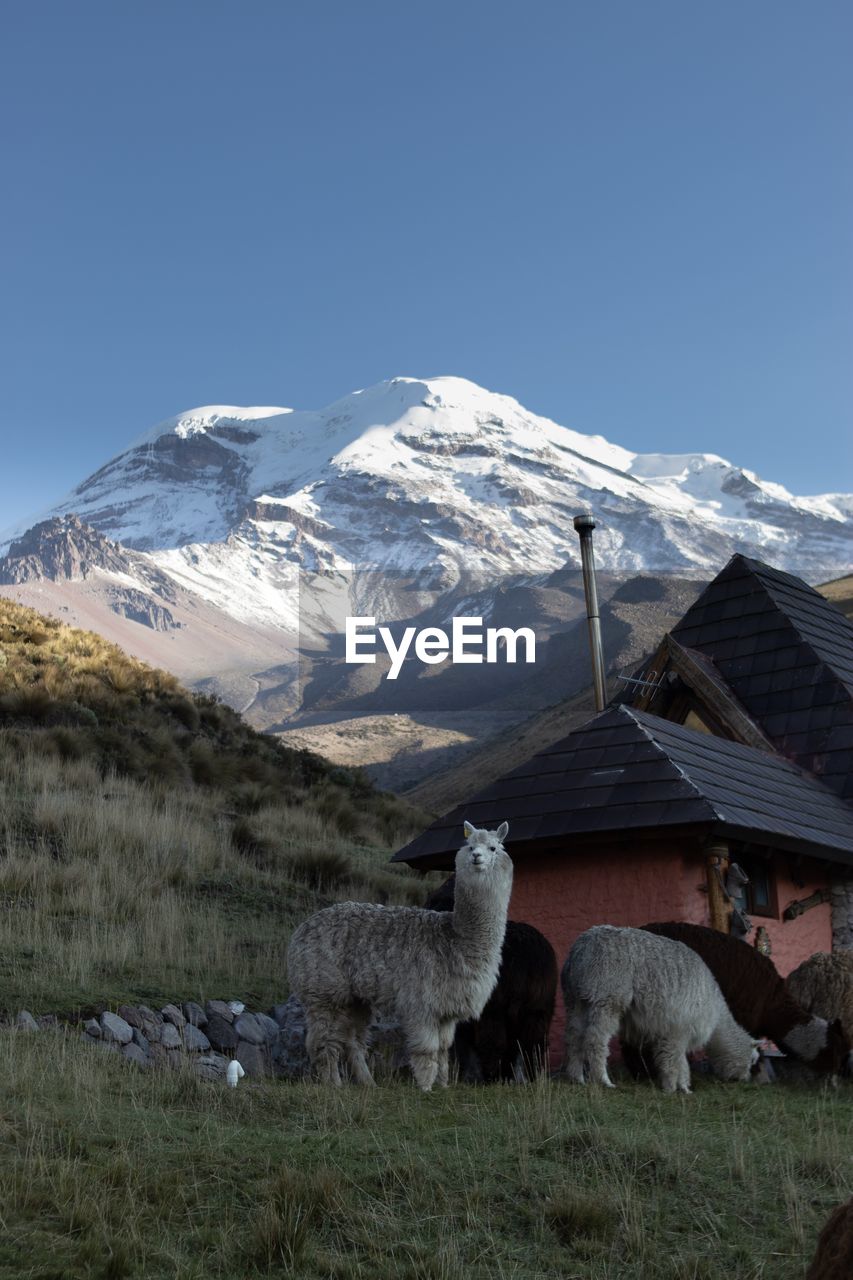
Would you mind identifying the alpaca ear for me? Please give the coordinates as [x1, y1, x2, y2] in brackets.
[496, 821, 509, 842]
[463, 821, 475, 839]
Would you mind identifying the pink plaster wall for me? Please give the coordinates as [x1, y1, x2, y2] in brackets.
[509, 844, 834, 1067]
[750, 857, 832, 978]
[509, 844, 696, 1066]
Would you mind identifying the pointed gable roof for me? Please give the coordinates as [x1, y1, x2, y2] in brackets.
[393, 705, 853, 870]
[669, 555, 853, 799]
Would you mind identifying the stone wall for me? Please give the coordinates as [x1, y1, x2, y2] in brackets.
[831, 875, 853, 952]
[11, 995, 406, 1081]
[12, 996, 310, 1080]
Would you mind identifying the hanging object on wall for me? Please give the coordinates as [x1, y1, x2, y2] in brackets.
[783, 888, 831, 920]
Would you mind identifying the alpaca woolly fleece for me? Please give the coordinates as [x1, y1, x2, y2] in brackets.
[644, 922, 851, 1075]
[425, 875, 557, 1082]
[562, 925, 758, 1093]
[786, 950, 853, 1073]
[287, 821, 513, 1091]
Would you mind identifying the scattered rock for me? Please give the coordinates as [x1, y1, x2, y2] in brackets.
[149, 1044, 182, 1071]
[254, 1012, 280, 1043]
[84, 1018, 101, 1039]
[182, 1001, 208, 1028]
[235, 1041, 268, 1077]
[205, 1000, 234, 1023]
[137, 1005, 164, 1041]
[160, 1022, 182, 1050]
[15, 1010, 39, 1032]
[122, 1043, 149, 1069]
[270, 997, 309, 1079]
[161, 1003, 186, 1030]
[117, 1004, 144, 1030]
[100, 1012, 134, 1046]
[194, 1051, 230, 1082]
[132, 1028, 150, 1054]
[271, 1001, 295, 1027]
[233, 1013, 265, 1046]
[183, 1023, 211, 1053]
[206, 1014, 239, 1052]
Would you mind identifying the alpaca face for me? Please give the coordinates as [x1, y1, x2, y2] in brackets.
[460, 820, 510, 874]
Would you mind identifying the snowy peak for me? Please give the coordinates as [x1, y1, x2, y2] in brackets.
[1, 377, 851, 633]
[130, 404, 294, 447]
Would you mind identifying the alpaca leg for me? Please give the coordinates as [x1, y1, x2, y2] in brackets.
[677, 1052, 692, 1095]
[563, 998, 590, 1083]
[406, 1023, 441, 1092]
[344, 1003, 376, 1087]
[435, 1021, 456, 1088]
[516, 1011, 551, 1081]
[474, 1007, 508, 1082]
[653, 1036, 690, 1094]
[305, 1007, 346, 1086]
[583, 1003, 620, 1087]
[454, 1022, 483, 1083]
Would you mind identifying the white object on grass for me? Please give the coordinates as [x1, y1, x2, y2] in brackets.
[226, 1060, 245, 1088]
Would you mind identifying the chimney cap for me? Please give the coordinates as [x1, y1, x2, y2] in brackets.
[573, 512, 596, 533]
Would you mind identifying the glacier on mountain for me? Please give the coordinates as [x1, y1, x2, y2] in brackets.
[1, 376, 850, 630]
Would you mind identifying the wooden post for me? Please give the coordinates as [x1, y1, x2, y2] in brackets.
[705, 841, 732, 933]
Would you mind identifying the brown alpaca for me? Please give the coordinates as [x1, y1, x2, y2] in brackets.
[806, 1197, 853, 1280]
[786, 951, 853, 1046]
[425, 875, 557, 1081]
[640, 923, 850, 1075]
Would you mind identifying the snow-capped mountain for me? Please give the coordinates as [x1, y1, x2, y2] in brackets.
[2, 376, 850, 633]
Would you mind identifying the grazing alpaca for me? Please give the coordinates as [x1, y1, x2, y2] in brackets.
[641, 923, 850, 1076]
[287, 821, 513, 1091]
[806, 1197, 853, 1280]
[561, 926, 758, 1093]
[425, 875, 557, 1082]
[786, 951, 853, 1062]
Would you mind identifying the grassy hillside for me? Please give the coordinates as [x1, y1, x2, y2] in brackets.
[0, 598, 430, 1016]
[819, 572, 853, 620]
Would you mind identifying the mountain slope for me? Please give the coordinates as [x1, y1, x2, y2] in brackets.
[2, 376, 850, 788]
[3, 378, 850, 637]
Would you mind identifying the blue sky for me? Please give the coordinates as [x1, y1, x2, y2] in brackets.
[1, 1, 851, 533]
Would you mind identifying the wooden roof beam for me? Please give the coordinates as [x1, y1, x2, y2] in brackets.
[662, 634, 776, 752]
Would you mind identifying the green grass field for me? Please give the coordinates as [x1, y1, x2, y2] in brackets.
[2, 1030, 850, 1280]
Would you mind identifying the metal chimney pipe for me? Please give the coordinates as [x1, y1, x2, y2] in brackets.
[573, 512, 607, 712]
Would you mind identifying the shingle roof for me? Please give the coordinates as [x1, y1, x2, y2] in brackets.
[393, 705, 853, 869]
[670, 555, 853, 800]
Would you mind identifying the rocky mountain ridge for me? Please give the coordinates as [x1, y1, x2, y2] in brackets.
[3, 378, 850, 635]
[2, 376, 850, 786]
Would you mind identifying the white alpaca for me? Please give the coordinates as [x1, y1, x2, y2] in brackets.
[287, 821, 513, 1091]
[561, 926, 759, 1093]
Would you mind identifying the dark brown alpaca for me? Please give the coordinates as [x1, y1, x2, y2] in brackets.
[425, 876, 557, 1081]
[806, 1197, 853, 1280]
[637, 923, 850, 1076]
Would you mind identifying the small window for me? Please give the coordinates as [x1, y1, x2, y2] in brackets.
[683, 709, 714, 735]
[729, 857, 775, 918]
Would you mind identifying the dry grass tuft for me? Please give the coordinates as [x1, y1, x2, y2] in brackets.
[0, 598, 433, 1014]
